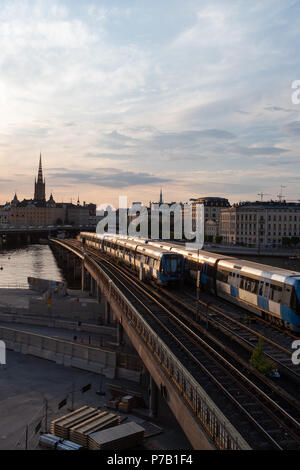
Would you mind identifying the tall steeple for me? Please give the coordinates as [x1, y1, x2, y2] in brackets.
[159, 188, 163, 204]
[34, 153, 46, 202]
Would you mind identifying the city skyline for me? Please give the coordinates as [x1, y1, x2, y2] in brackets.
[1, 1, 300, 206]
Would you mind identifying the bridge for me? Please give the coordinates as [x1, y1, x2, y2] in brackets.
[0, 225, 96, 247]
[49, 237, 253, 450]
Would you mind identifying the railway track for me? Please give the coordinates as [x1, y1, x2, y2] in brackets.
[61, 240, 300, 382]
[80, 243, 300, 381]
[52, 239, 300, 449]
[80, 247, 300, 450]
[62, 239, 300, 385]
[162, 289, 300, 380]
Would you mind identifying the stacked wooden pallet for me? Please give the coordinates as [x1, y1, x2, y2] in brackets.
[69, 411, 121, 448]
[107, 398, 120, 410]
[51, 406, 99, 440]
[118, 395, 138, 413]
[108, 384, 145, 408]
[88, 421, 145, 450]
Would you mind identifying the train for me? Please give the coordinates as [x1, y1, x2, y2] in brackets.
[78, 233, 300, 332]
[143, 240, 300, 333]
[79, 232, 184, 285]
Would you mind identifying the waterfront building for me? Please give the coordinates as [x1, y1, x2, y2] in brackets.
[189, 197, 231, 240]
[219, 201, 300, 248]
[0, 156, 97, 228]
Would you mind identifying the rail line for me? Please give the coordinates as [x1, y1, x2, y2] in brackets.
[52, 239, 300, 449]
[60, 239, 300, 381]
[85, 248, 300, 450]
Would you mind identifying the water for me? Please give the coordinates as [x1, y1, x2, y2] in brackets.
[0, 245, 65, 288]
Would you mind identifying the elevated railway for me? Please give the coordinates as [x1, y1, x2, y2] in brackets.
[50, 238, 300, 450]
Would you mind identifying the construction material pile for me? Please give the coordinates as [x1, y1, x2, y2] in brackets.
[69, 411, 121, 448]
[50, 406, 144, 450]
[118, 395, 140, 413]
[88, 422, 145, 450]
[51, 406, 99, 440]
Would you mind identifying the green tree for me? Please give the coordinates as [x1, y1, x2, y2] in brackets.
[250, 337, 276, 376]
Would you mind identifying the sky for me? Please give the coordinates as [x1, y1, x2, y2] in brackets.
[0, 0, 300, 208]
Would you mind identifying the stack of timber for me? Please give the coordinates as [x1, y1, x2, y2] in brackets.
[69, 411, 121, 448]
[108, 384, 145, 407]
[51, 406, 99, 439]
[107, 398, 120, 410]
[88, 421, 145, 450]
[118, 395, 138, 413]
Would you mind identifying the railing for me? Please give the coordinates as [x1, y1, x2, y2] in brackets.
[84, 255, 249, 450]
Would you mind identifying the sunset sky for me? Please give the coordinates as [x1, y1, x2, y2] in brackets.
[0, 0, 300, 208]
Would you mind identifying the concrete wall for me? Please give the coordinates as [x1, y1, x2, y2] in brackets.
[28, 297, 103, 321]
[28, 277, 67, 295]
[0, 325, 116, 378]
[0, 313, 116, 337]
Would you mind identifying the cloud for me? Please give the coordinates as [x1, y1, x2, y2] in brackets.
[264, 106, 293, 113]
[0, 0, 300, 205]
[48, 168, 170, 188]
[283, 121, 300, 136]
[84, 152, 136, 160]
[153, 128, 235, 145]
[231, 145, 290, 156]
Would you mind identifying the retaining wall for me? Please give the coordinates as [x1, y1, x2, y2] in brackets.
[0, 325, 116, 378]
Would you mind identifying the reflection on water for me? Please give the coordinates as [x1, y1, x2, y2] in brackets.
[0, 244, 65, 288]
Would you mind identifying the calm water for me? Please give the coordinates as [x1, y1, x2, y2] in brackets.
[0, 245, 65, 288]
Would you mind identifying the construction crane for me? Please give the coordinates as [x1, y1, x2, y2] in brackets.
[257, 192, 271, 202]
[277, 185, 286, 202]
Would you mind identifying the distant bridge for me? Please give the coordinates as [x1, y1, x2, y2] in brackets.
[0, 224, 96, 235]
[0, 225, 96, 247]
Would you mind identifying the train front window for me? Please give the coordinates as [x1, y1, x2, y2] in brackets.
[164, 255, 182, 274]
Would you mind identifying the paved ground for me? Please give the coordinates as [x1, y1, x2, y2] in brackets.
[0, 350, 192, 450]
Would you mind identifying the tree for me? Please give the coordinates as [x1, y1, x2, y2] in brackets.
[250, 337, 276, 376]
[215, 235, 223, 244]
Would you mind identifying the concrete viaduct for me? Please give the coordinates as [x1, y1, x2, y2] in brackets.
[50, 238, 250, 451]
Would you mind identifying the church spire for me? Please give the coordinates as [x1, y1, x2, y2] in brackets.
[159, 188, 163, 204]
[34, 153, 46, 201]
[37, 153, 44, 183]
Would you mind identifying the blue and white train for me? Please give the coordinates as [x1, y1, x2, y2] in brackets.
[79, 233, 184, 285]
[145, 240, 300, 332]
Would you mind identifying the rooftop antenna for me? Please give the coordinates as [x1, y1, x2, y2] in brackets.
[257, 192, 271, 202]
[277, 185, 286, 202]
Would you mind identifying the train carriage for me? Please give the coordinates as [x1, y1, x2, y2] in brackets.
[78, 233, 300, 330]
[79, 232, 184, 285]
[144, 240, 300, 332]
